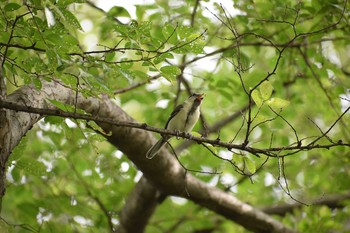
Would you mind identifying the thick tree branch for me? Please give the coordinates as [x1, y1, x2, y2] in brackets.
[116, 177, 161, 233]
[0, 59, 6, 98]
[1, 81, 296, 233]
[0, 58, 7, 209]
[0, 70, 42, 208]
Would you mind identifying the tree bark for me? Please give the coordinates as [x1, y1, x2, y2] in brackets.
[116, 177, 161, 233]
[0, 81, 297, 233]
[0, 81, 42, 208]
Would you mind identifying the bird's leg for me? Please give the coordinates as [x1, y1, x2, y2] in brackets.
[174, 130, 181, 139]
[186, 132, 193, 140]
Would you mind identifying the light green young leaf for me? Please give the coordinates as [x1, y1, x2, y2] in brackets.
[186, 40, 205, 54]
[162, 23, 177, 44]
[153, 52, 174, 64]
[48, 99, 69, 111]
[239, 52, 251, 70]
[251, 89, 263, 107]
[191, 131, 201, 137]
[178, 25, 193, 39]
[89, 133, 109, 142]
[47, 99, 84, 113]
[232, 155, 243, 164]
[57, 0, 85, 7]
[61, 9, 83, 30]
[46, 49, 58, 68]
[33, 78, 42, 90]
[44, 116, 65, 125]
[203, 143, 218, 154]
[87, 121, 112, 136]
[160, 65, 181, 82]
[107, 6, 130, 18]
[105, 52, 116, 62]
[259, 80, 273, 100]
[243, 157, 256, 174]
[253, 114, 269, 125]
[9, 137, 28, 161]
[267, 97, 290, 110]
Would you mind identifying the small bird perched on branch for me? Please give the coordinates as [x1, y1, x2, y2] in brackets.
[146, 93, 204, 159]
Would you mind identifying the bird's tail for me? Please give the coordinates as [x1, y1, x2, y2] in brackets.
[146, 138, 167, 159]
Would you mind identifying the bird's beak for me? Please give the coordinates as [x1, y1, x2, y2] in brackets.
[197, 93, 204, 101]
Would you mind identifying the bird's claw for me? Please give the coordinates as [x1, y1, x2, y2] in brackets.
[175, 130, 181, 139]
[186, 133, 193, 140]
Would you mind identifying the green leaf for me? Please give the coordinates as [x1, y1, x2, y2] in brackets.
[251, 89, 263, 107]
[9, 137, 28, 161]
[203, 143, 218, 154]
[87, 121, 110, 136]
[89, 133, 109, 142]
[131, 70, 149, 79]
[57, 0, 85, 7]
[160, 65, 181, 81]
[16, 157, 47, 176]
[48, 99, 77, 112]
[105, 52, 116, 62]
[120, 59, 133, 69]
[259, 80, 273, 100]
[243, 157, 256, 174]
[114, 24, 130, 36]
[33, 78, 42, 90]
[220, 89, 233, 101]
[188, 42, 205, 54]
[162, 23, 174, 38]
[153, 52, 174, 64]
[239, 52, 251, 70]
[46, 49, 58, 68]
[60, 73, 78, 86]
[178, 25, 193, 39]
[108, 6, 130, 18]
[253, 114, 269, 125]
[191, 131, 201, 137]
[267, 97, 290, 110]
[44, 116, 65, 125]
[61, 9, 83, 30]
[48, 99, 67, 110]
[232, 155, 243, 164]
[4, 3, 21, 11]
[184, 34, 205, 54]
[162, 23, 177, 44]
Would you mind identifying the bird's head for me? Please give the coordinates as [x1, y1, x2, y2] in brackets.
[190, 93, 204, 102]
[186, 93, 204, 107]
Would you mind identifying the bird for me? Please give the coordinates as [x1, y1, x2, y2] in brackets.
[146, 93, 204, 159]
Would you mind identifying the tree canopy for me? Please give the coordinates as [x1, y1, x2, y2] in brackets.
[0, 0, 350, 232]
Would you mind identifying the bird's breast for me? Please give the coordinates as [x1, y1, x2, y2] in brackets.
[166, 108, 200, 133]
[185, 108, 200, 132]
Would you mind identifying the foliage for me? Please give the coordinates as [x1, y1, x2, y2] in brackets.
[1, 0, 350, 232]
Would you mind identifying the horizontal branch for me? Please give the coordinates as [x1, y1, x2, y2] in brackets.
[0, 42, 45, 52]
[262, 192, 350, 216]
[1, 99, 349, 158]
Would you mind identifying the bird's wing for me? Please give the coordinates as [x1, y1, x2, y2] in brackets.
[165, 104, 183, 129]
